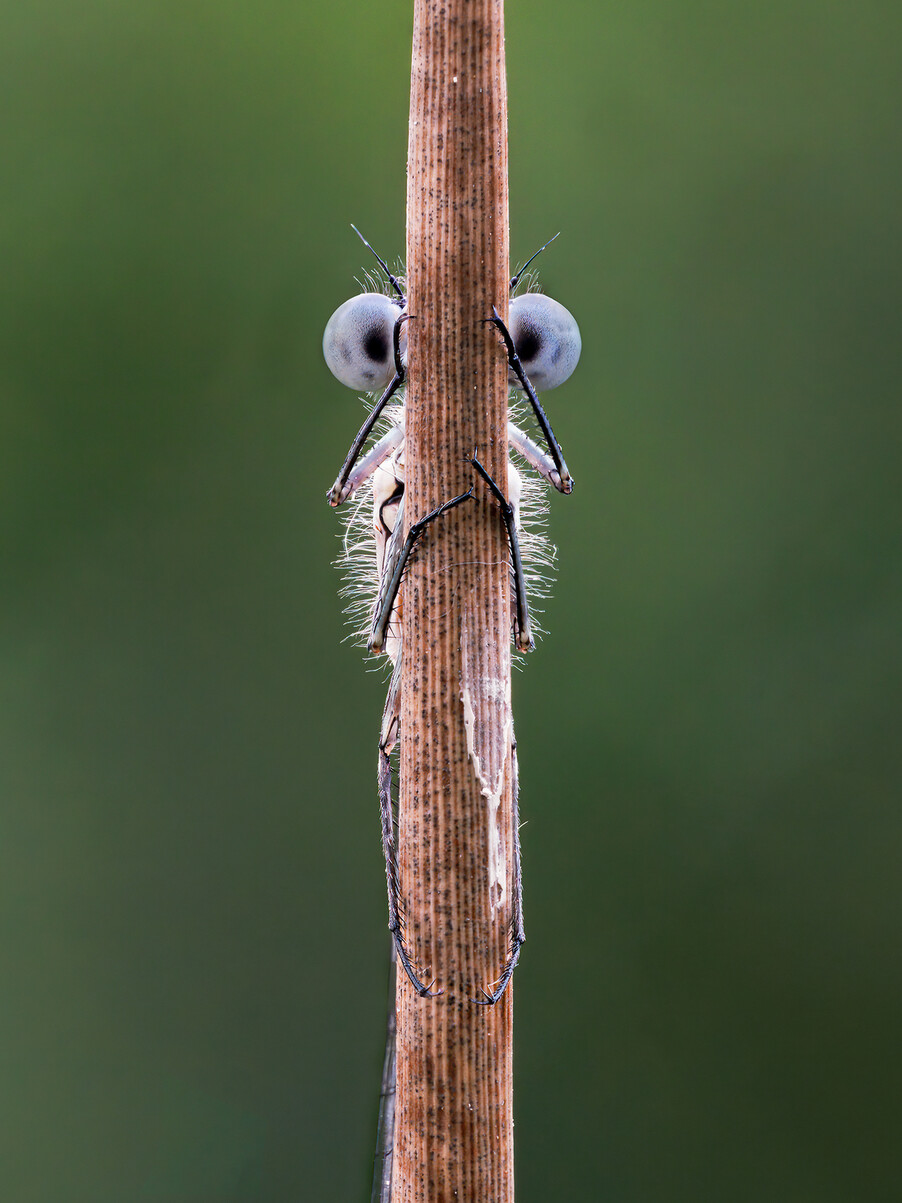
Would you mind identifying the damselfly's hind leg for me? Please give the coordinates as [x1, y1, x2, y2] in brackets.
[487, 308, 573, 494]
[378, 658, 441, 998]
[475, 732, 526, 1005]
[369, 488, 474, 655]
[468, 454, 534, 653]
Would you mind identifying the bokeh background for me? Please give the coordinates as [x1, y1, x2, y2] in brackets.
[2, 1, 900, 1199]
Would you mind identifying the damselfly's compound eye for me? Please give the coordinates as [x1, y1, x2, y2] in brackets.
[508, 293, 581, 392]
[323, 293, 401, 392]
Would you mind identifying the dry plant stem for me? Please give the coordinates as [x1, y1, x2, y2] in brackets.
[395, 0, 514, 1200]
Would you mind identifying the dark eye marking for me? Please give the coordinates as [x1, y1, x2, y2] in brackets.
[517, 329, 540, 362]
[365, 330, 389, 362]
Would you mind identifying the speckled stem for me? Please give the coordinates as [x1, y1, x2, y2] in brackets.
[393, 0, 514, 1199]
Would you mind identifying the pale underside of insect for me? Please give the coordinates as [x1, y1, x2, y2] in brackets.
[323, 228, 581, 1010]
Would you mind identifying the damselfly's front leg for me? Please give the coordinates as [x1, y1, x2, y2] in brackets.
[332, 420, 404, 507]
[468, 454, 534, 653]
[328, 314, 407, 507]
[476, 731, 525, 1005]
[488, 308, 573, 494]
[507, 419, 566, 493]
[378, 659, 441, 998]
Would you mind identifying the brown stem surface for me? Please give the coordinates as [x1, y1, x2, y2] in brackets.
[394, 0, 514, 1199]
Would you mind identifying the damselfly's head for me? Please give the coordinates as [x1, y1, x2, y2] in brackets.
[323, 226, 407, 393]
[507, 293, 581, 393]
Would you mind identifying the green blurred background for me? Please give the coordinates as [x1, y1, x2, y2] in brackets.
[1, 1, 900, 1199]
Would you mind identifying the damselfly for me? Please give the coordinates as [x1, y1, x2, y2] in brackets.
[323, 227, 580, 1198]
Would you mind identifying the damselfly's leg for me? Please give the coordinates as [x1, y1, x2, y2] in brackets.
[468, 455, 534, 653]
[328, 314, 407, 507]
[378, 658, 441, 998]
[369, 488, 474, 655]
[334, 420, 404, 507]
[507, 419, 567, 493]
[476, 731, 525, 1005]
[487, 307, 573, 494]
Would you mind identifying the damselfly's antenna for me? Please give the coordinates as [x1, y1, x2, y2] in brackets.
[509, 232, 560, 292]
[351, 224, 406, 304]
